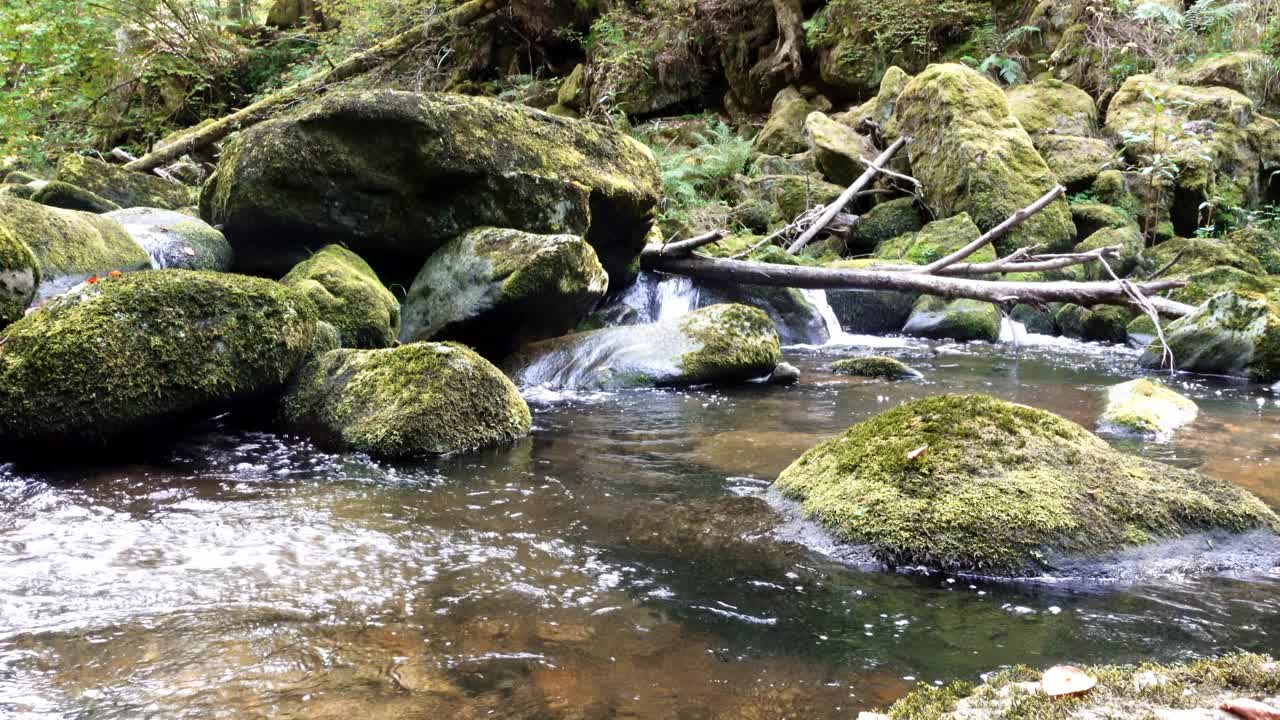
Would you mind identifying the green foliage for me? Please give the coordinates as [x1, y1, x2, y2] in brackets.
[807, 0, 991, 77]
[644, 119, 752, 233]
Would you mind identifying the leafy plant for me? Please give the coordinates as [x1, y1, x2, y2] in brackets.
[645, 118, 753, 233]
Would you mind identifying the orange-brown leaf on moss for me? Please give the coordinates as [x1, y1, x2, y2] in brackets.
[86, 275, 99, 284]
[108, 270, 122, 278]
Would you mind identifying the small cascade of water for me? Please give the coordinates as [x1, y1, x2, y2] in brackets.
[655, 276, 698, 323]
[795, 288, 917, 349]
[999, 317, 1028, 345]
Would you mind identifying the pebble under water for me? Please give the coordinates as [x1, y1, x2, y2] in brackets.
[2, 335, 1279, 719]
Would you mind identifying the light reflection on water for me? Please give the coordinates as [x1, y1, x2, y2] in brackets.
[1, 340, 1278, 719]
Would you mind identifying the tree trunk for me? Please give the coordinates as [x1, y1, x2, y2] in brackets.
[125, 0, 508, 173]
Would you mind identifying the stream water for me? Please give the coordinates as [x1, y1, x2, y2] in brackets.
[2, 280, 1279, 719]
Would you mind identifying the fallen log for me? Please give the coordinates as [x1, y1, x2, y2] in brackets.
[124, 0, 507, 173]
[640, 253, 1194, 317]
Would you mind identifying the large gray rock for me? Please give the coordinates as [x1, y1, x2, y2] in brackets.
[400, 227, 608, 357]
[1140, 291, 1280, 382]
[902, 296, 1001, 342]
[504, 304, 781, 390]
[201, 90, 661, 281]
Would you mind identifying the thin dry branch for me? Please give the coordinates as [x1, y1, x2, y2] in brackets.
[915, 185, 1066, 274]
[785, 137, 907, 255]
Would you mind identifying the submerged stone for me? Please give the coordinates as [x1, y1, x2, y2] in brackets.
[1098, 378, 1198, 440]
[1141, 290, 1280, 382]
[56, 155, 194, 210]
[201, 90, 660, 281]
[106, 208, 232, 272]
[830, 356, 920, 380]
[774, 394, 1279, 574]
[0, 270, 318, 451]
[0, 196, 149, 301]
[504, 303, 781, 390]
[888, 64, 1075, 254]
[400, 227, 608, 357]
[281, 244, 400, 350]
[282, 343, 531, 459]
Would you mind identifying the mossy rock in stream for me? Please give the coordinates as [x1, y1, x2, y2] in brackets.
[774, 394, 1280, 574]
[282, 342, 531, 459]
[830, 356, 921, 380]
[504, 304, 781, 390]
[400, 227, 608, 357]
[105, 208, 232, 272]
[1140, 236, 1266, 279]
[201, 90, 661, 281]
[0, 196, 149, 301]
[56, 155, 194, 210]
[281, 244, 400, 350]
[902, 296, 1001, 343]
[887, 64, 1075, 254]
[1055, 303, 1131, 344]
[30, 180, 121, 214]
[879, 653, 1280, 720]
[1098, 378, 1197, 439]
[0, 217, 39, 328]
[0, 270, 319, 451]
[1140, 290, 1280, 382]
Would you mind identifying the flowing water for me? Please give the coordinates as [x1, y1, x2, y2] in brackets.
[3, 284, 1280, 719]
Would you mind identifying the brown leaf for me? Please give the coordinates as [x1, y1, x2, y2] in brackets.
[1042, 665, 1096, 698]
[906, 445, 928, 460]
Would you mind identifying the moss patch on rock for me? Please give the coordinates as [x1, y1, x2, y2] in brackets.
[754, 87, 818, 156]
[804, 111, 877, 185]
[888, 64, 1075, 254]
[282, 244, 400, 349]
[0, 270, 318, 451]
[1099, 378, 1198, 439]
[281, 342, 531, 459]
[56, 155, 194, 210]
[882, 653, 1280, 720]
[105, 208, 232, 272]
[1141, 290, 1280, 382]
[30, 181, 121, 214]
[678, 304, 782, 383]
[902, 296, 1000, 342]
[874, 213, 995, 266]
[0, 196, 149, 300]
[0, 217, 39, 328]
[400, 227, 608, 357]
[831, 355, 920, 379]
[844, 198, 924, 255]
[774, 394, 1279, 574]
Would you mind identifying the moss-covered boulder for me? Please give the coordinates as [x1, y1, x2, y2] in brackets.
[1105, 76, 1280, 234]
[1226, 226, 1280, 275]
[0, 223, 38, 328]
[281, 342, 530, 459]
[902, 296, 1001, 342]
[844, 66, 911, 129]
[888, 64, 1075, 254]
[1070, 200, 1135, 239]
[878, 653, 1280, 720]
[1006, 77, 1097, 137]
[1099, 378, 1198, 440]
[804, 111, 877, 186]
[400, 227, 608, 357]
[0, 196, 149, 300]
[692, 281, 828, 346]
[1075, 225, 1143, 280]
[504, 304, 781, 390]
[0, 270, 319, 451]
[201, 90, 661, 281]
[1140, 290, 1280, 382]
[1143, 236, 1267, 278]
[843, 197, 923, 255]
[1055, 303, 1130, 343]
[281, 244, 400, 350]
[1171, 266, 1273, 307]
[739, 174, 844, 224]
[774, 394, 1279, 574]
[1179, 51, 1277, 112]
[873, 213, 995, 266]
[56, 155, 193, 210]
[831, 355, 920, 379]
[105, 208, 232, 271]
[1033, 134, 1114, 190]
[30, 180, 121, 214]
[754, 87, 817, 156]
[0, 182, 37, 200]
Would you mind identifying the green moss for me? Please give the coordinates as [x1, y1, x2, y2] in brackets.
[0, 217, 39, 328]
[0, 196, 149, 290]
[887, 64, 1075, 254]
[1142, 290, 1280, 382]
[1099, 378, 1198, 438]
[1034, 134, 1113, 190]
[1070, 201, 1135, 239]
[903, 296, 1000, 342]
[0, 183, 36, 200]
[30, 181, 121, 214]
[874, 214, 995, 266]
[1075, 226, 1143, 280]
[884, 653, 1280, 720]
[1225, 226, 1280, 275]
[1143, 236, 1266, 278]
[845, 198, 924, 255]
[400, 227, 608, 356]
[3, 171, 40, 185]
[56, 155, 194, 210]
[282, 342, 531, 459]
[1006, 77, 1096, 137]
[805, 111, 877, 185]
[774, 394, 1279, 573]
[105, 208, 232, 272]
[1056, 303, 1131, 343]
[831, 355, 920, 379]
[1171, 266, 1272, 306]
[678, 304, 781, 383]
[282, 244, 401, 349]
[0, 270, 318, 450]
[746, 174, 845, 223]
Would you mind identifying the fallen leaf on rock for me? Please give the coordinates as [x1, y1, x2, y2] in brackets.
[108, 270, 122, 278]
[1042, 665, 1096, 698]
[182, 246, 196, 256]
[1220, 699, 1280, 720]
[86, 275, 99, 285]
[906, 445, 928, 460]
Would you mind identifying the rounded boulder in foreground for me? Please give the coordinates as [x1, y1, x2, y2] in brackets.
[774, 394, 1278, 575]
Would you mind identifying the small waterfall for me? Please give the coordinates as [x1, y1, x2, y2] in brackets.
[999, 317, 1027, 345]
[800, 288, 844, 342]
[654, 276, 698, 323]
